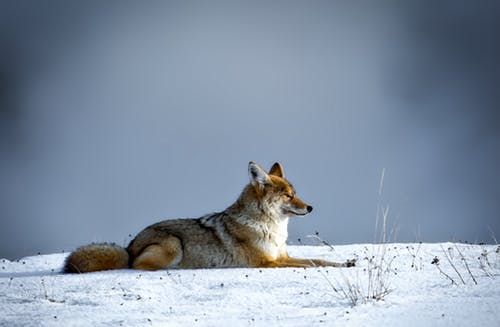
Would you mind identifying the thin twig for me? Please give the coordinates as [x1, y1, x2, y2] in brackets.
[432, 257, 457, 285]
[305, 234, 335, 252]
[454, 244, 477, 285]
[440, 245, 465, 285]
[488, 226, 498, 245]
[478, 251, 493, 278]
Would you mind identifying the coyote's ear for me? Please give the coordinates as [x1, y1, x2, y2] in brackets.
[248, 161, 270, 187]
[269, 162, 285, 178]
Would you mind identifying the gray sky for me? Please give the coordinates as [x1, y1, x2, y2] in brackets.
[1, 1, 499, 260]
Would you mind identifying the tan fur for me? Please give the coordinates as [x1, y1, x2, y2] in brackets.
[64, 162, 355, 273]
[132, 237, 182, 270]
[64, 243, 128, 273]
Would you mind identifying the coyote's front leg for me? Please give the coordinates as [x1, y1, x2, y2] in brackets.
[261, 256, 356, 268]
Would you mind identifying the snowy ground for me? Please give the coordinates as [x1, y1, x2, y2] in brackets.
[1, 243, 499, 326]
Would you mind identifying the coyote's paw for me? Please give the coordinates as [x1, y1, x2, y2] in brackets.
[343, 259, 356, 267]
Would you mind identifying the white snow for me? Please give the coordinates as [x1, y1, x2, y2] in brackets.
[1, 243, 499, 326]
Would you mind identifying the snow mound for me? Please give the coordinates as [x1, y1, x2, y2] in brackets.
[1, 243, 499, 326]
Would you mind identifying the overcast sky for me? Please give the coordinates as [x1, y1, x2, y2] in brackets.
[1, 1, 499, 259]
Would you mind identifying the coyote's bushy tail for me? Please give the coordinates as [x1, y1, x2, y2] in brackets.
[64, 243, 129, 273]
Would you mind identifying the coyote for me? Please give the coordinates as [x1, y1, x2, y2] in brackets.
[64, 162, 355, 273]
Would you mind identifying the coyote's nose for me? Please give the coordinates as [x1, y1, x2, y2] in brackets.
[306, 205, 313, 213]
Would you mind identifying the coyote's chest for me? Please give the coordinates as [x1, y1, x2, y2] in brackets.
[249, 218, 289, 260]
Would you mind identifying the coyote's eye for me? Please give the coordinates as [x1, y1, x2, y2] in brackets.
[284, 194, 293, 199]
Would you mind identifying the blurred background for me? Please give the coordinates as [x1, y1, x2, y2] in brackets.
[1, 1, 499, 260]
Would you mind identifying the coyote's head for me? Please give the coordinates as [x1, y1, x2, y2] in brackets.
[243, 161, 313, 219]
